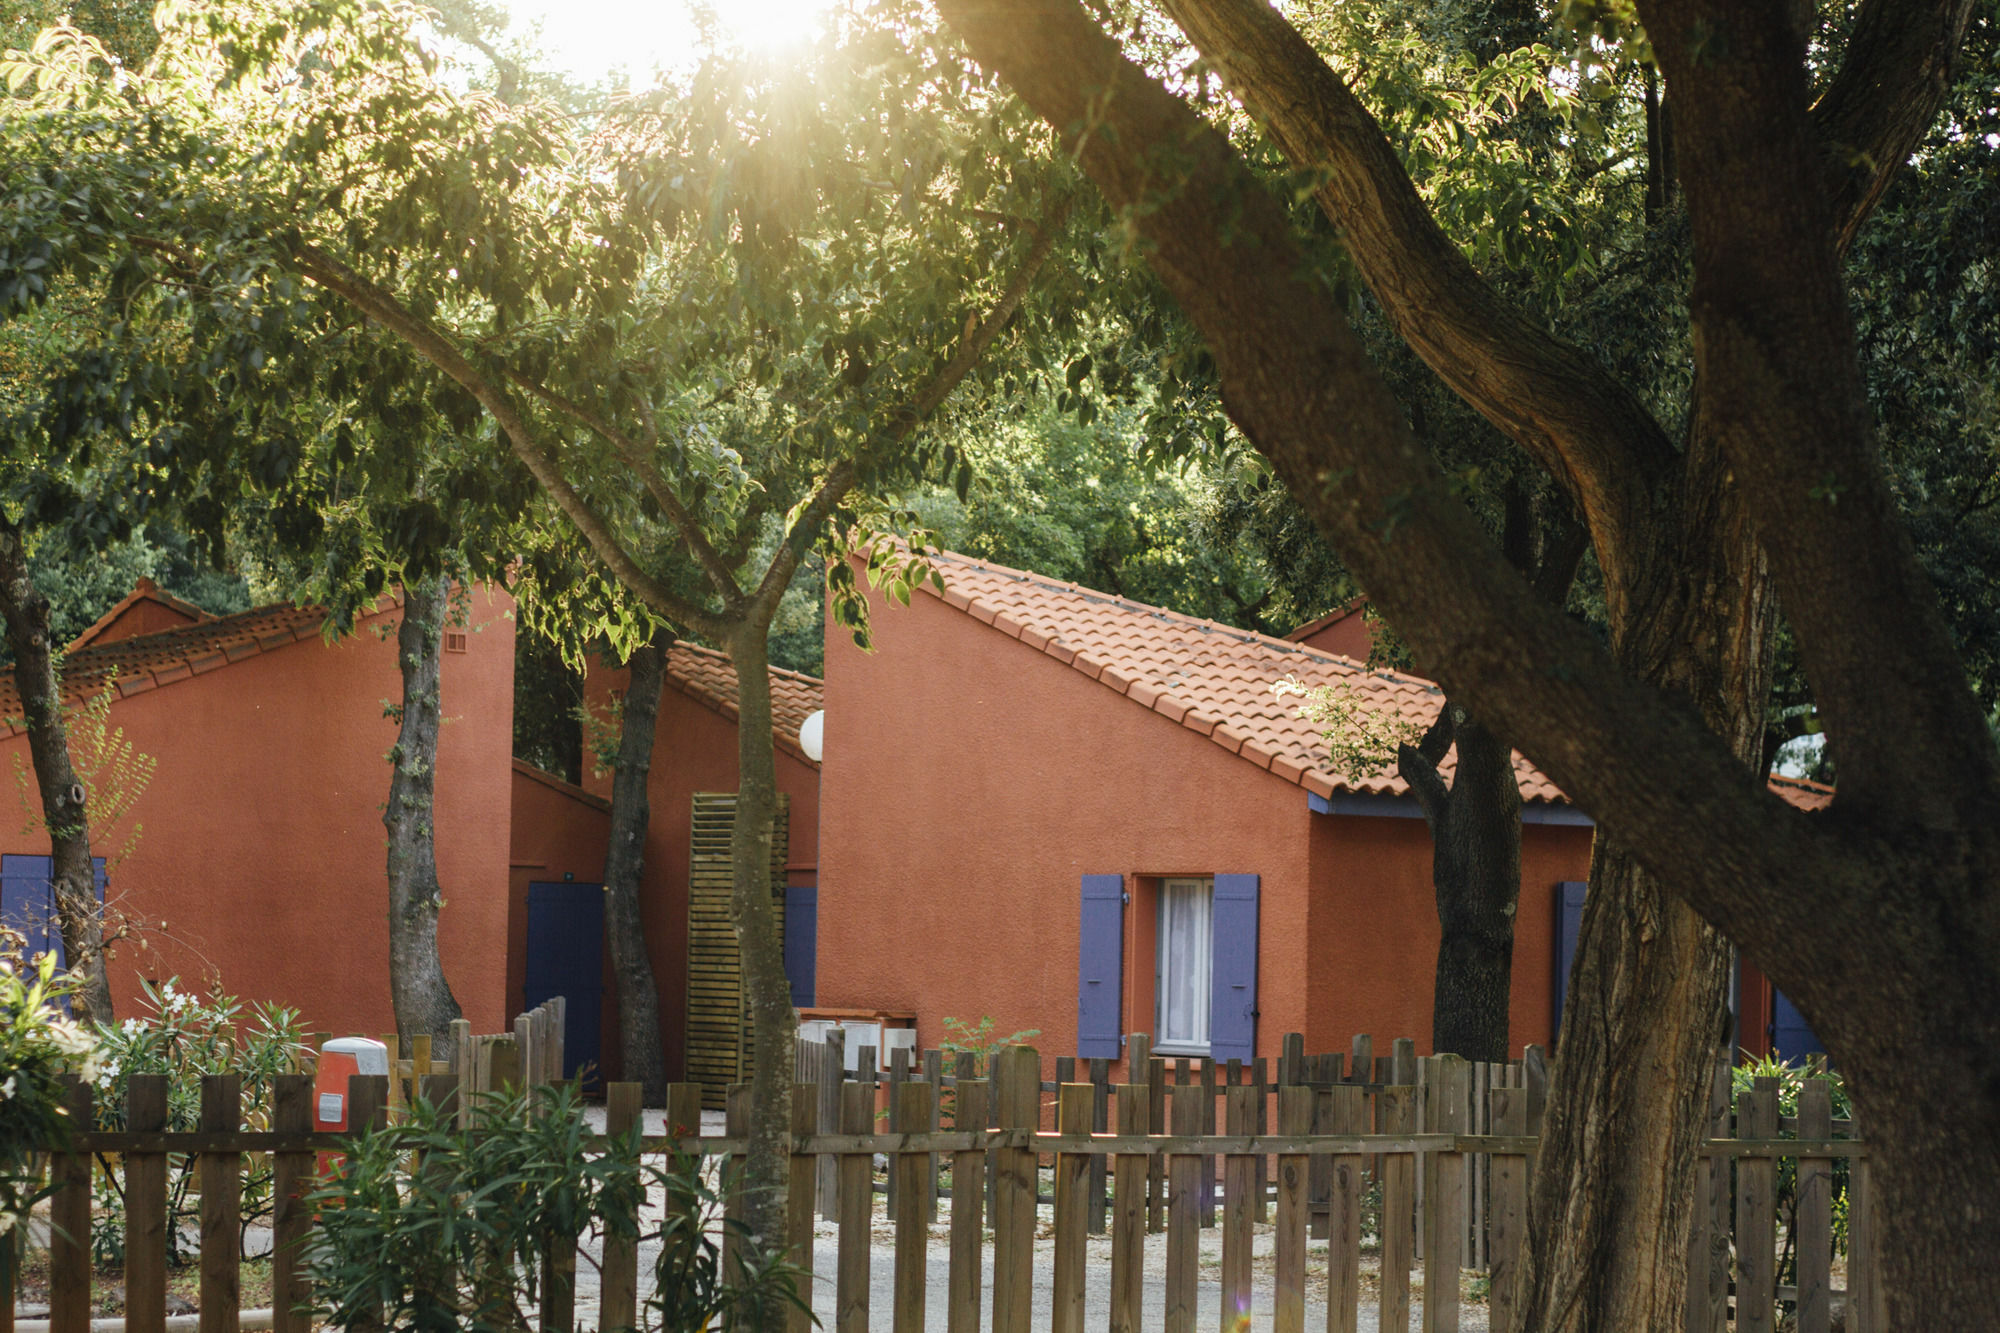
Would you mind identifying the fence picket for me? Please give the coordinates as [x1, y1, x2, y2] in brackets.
[1686, 1057, 1732, 1333]
[198, 1074, 243, 1333]
[893, 1080, 934, 1333]
[1328, 1083, 1367, 1333]
[1166, 1085, 1203, 1333]
[125, 1074, 169, 1333]
[1379, 1083, 1416, 1333]
[1273, 1086, 1311, 1333]
[1052, 1084, 1093, 1333]
[1796, 1079, 1834, 1333]
[1736, 1078, 1780, 1333]
[49, 1079, 92, 1333]
[1111, 1083, 1149, 1333]
[786, 1083, 819, 1333]
[1222, 1085, 1257, 1329]
[600, 1082, 642, 1333]
[1487, 1085, 1527, 1332]
[948, 1078, 989, 1333]
[269, 1076, 312, 1333]
[837, 1079, 873, 1333]
[991, 1045, 1038, 1333]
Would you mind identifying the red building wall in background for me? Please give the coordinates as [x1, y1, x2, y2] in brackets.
[0, 587, 517, 1038]
[581, 661, 821, 1080]
[818, 581, 1594, 1083]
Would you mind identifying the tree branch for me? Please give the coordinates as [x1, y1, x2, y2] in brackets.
[1811, 0, 1978, 254]
[936, 0, 1860, 970]
[1157, 0, 1678, 615]
[1638, 0, 2000, 823]
[504, 370, 747, 610]
[287, 243, 725, 638]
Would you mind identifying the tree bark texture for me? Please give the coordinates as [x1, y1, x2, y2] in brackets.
[1399, 705, 1521, 1066]
[0, 525, 111, 1024]
[724, 624, 797, 1311]
[384, 578, 464, 1057]
[601, 637, 670, 1102]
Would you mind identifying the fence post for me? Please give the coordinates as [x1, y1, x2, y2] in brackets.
[1421, 1054, 1466, 1333]
[923, 1048, 944, 1225]
[894, 1080, 934, 1333]
[1222, 1084, 1256, 1328]
[125, 1073, 169, 1333]
[1328, 1082, 1367, 1333]
[1274, 1085, 1311, 1333]
[1199, 1058, 1218, 1228]
[1146, 1054, 1166, 1234]
[1686, 1056, 1732, 1333]
[819, 1029, 845, 1220]
[1110, 1083, 1149, 1333]
[1165, 1084, 1203, 1333]
[269, 1075, 313, 1333]
[991, 1045, 1039, 1333]
[1848, 1104, 1884, 1333]
[837, 1079, 873, 1333]
[600, 1082, 642, 1333]
[1488, 1084, 1528, 1332]
[1309, 1054, 1341, 1241]
[787, 1083, 819, 1333]
[1378, 1081, 1415, 1333]
[49, 1078, 92, 1333]
[886, 1048, 910, 1216]
[198, 1074, 244, 1333]
[1796, 1077, 1834, 1333]
[1736, 1077, 1780, 1333]
[1252, 1055, 1270, 1224]
[1052, 1083, 1093, 1333]
[948, 1077, 989, 1333]
[1088, 1057, 1111, 1236]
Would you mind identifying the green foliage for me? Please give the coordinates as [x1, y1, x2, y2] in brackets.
[938, 1015, 1041, 1080]
[306, 1084, 806, 1333]
[11, 671, 154, 857]
[1729, 1054, 1853, 1267]
[1273, 674, 1428, 782]
[0, 938, 95, 1269]
[88, 976, 307, 1267]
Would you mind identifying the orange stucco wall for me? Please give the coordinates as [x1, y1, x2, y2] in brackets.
[581, 663, 822, 1080]
[818, 580, 1595, 1083]
[0, 588, 517, 1038]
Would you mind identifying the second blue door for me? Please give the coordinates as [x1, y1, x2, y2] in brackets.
[524, 881, 604, 1087]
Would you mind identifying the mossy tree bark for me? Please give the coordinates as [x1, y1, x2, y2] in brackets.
[0, 521, 111, 1023]
[385, 577, 463, 1058]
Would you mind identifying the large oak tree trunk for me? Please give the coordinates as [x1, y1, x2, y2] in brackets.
[0, 524, 111, 1023]
[1515, 440, 1776, 1331]
[724, 623, 796, 1319]
[1400, 706, 1522, 1064]
[384, 578, 463, 1056]
[601, 637, 670, 1101]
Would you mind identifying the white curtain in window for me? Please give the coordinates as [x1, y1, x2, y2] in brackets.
[1156, 877, 1213, 1052]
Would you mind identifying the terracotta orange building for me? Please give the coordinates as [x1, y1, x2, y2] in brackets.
[579, 643, 822, 1079]
[0, 580, 517, 1037]
[813, 553, 1597, 1077]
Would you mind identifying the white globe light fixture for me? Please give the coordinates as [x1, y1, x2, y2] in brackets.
[799, 710, 825, 763]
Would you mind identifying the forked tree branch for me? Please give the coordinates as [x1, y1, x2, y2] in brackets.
[288, 243, 726, 638]
[935, 0, 1862, 970]
[504, 371, 747, 611]
[1157, 0, 1678, 614]
[1637, 0, 2000, 824]
[747, 197, 1071, 613]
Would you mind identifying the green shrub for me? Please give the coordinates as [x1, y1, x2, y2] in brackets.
[307, 1084, 807, 1333]
[88, 976, 306, 1267]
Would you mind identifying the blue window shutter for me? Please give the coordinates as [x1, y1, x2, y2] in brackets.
[784, 884, 818, 1008]
[1, 855, 56, 964]
[1553, 881, 1587, 1040]
[1077, 874, 1125, 1059]
[1209, 874, 1259, 1063]
[1770, 990, 1826, 1063]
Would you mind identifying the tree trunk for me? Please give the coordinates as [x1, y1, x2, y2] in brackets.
[723, 623, 796, 1318]
[1399, 705, 1522, 1064]
[1514, 438, 1777, 1331]
[384, 577, 463, 1058]
[0, 525, 111, 1024]
[601, 637, 670, 1102]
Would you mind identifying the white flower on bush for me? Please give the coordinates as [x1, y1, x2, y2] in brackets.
[1, 1075, 15, 1100]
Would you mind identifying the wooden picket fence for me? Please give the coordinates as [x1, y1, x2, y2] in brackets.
[8, 1028, 1873, 1333]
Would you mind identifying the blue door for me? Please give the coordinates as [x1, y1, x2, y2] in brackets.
[784, 883, 817, 1008]
[0, 854, 106, 968]
[1552, 881, 1587, 1040]
[524, 881, 604, 1087]
[1770, 989, 1826, 1062]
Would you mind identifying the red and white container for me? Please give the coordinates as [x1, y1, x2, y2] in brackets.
[312, 1036, 389, 1177]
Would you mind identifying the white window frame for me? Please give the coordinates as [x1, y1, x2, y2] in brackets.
[1154, 876, 1213, 1056]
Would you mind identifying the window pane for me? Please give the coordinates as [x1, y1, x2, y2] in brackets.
[1156, 878, 1213, 1051]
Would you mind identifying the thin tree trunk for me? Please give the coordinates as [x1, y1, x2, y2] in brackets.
[724, 623, 796, 1322]
[0, 524, 111, 1023]
[602, 636, 670, 1101]
[1514, 439, 1777, 1331]
[385, 577, 463, 1058]
[1399, 705, 1522, 1064]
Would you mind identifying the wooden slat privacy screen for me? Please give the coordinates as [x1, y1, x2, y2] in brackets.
[687, 791, 789, 1107]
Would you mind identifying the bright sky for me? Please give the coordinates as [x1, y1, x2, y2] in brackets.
[497, 0, 834, 81]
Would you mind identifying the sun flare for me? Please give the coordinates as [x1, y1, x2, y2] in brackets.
[498, 0, 836, 81]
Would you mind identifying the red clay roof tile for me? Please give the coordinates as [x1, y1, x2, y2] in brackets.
[662, 641, 823, 769]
